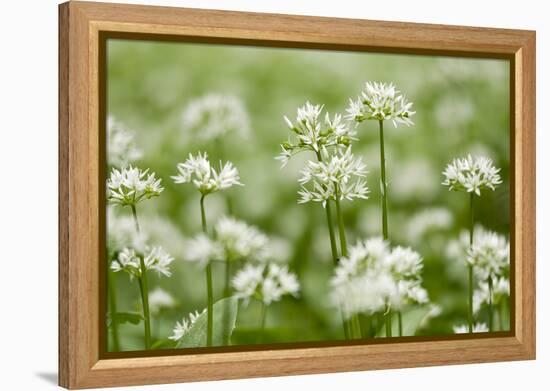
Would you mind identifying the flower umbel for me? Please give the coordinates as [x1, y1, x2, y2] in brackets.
[214, 217, 269, 262]
[172, 152, 243, 195]
[442, 155, 502, 196]
[232, 263, 300, 305]
[276, 102, 357, 167]
[111, 245, 174, 278]
[346, 82, 415, 127]
[107, 116, 143, 168]
[298, 147, 369, 206]
[181, 93, 251, 141]
[107, 166, 163, 207]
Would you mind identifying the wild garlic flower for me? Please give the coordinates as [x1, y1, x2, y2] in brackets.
[181, 94, 251, 141]
[276, 102, 357, 167]
[184, 234, 224, 267]
[111, 246, 174, 278]
[214, 217, 269, 262]
[331, 237, 428, 318]
[473, 277, 509, 313]
[172, 152, 243, 196]
[232, 263, 300, 305]
[442, 155, 502, 196]
[107, 116, 143, 168]
[107, 208, 147, 252]
[149, 287, 176, 314]
[346, 82, 415, 127]
[169, 309, 205, 342]
[405, 207, 453, 243]
[298, 147, 369, 206]
[453, 323, 489, 334]
[107, 166, 164, 207]
[467, 230, 509, 280]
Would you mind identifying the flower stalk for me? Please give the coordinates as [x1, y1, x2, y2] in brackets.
[468, 193, 474, 333]
[200, 195, 214, 347]
[130, 206, 152, 349]
[378, 120, 389, 241]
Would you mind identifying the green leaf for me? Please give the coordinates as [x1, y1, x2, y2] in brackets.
[151, 339, 176, 350]
[376, 306, 433, 337]
[108, 312, 143, 327]
[176, 297, 238, 348]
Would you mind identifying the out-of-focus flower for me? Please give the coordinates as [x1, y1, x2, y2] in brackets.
[297, 147, 369, 206]
[214, 217, 269, 262]
[107, 166, 163, 207]
[181, 93, 251, 141]
[148, 287, 176, 314]
[232, 263, 300, 305]
[107, 116, 142, 168]
[442, 155, 502, 196]
[346, 82, 415, 127]
[276, 102, 357, 167]
[453, 323, 489, 334]
[405, 207, 453, 243]
[111, 245, 174, 278]
[183, 234, 224, 268]
[330, 237, 428, 318]
[107, 207, 147, 252]
[172, 152, 242, 195]
[169, 309, 205, 342]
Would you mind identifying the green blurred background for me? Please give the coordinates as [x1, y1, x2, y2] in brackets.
[106, 39, 510, 351]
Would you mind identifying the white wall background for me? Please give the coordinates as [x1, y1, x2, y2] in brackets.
[0, 0, 546, 389]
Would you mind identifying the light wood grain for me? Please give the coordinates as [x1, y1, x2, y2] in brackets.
[59, 1, 536, 389]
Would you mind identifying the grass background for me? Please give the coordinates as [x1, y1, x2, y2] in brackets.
[106, 39, 510, 351]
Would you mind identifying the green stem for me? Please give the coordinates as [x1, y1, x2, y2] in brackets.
[138, 259, 152, 349]
[334, 194, 348, 257]
[130, 205, 152, 349]
[315, 150, 348, 339]
[397, 311, 403, 337]
[259, 301, 267, 344]
[107, 269, 120, 351]
[200, 195, 214, 347]
[223, 259, 231, 345]
[468, 193, 474, 333]
[378, 120, 389, 240]
[324, 202, 339, 266]
[385, 309, 392, 338]
[499, 298, 506, 331]
[488, 276, 494, 332]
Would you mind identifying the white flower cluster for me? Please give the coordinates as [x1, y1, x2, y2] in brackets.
[184, 217, 274, 267]
[107, 166, 164, 207]
[107, 116, 143, 168]
[172, 152, 242, 196]
[111, 246, 174, 278]
[445, 225, 509, 279]
[453, 322, 489, 334]
[331, 237, 428, 319]
[215, 217, 269, 262]
[107, 208, 147, 252]
[232, 263, 300, 305]
[276, 102, 357, 167]
[405, 207, 453, 243]
[442, 155, 502, 196]
[148, 287, 176, 314]
[346, 82, 415, 127]
[297, 147, 369, 207]
[181, 93, 251, 141]
[169, 309, 205, 342]
[467, 229, 509, 280]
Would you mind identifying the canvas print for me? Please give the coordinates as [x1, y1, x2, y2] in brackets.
[105, 39, 510, 352]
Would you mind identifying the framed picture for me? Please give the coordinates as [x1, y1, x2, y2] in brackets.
[58, 1, 536, 389]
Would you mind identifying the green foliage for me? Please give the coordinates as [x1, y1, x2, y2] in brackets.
[176, 298, 238, 348]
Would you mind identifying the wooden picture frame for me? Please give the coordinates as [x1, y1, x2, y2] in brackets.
[58, 1, 536, 389]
